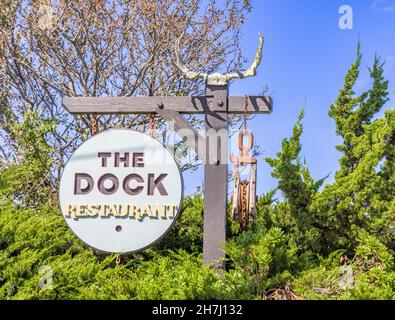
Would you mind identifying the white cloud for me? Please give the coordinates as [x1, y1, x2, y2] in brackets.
[372, 0, 395, 12]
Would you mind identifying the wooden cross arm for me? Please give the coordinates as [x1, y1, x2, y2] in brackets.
[62, 96, 272, 115]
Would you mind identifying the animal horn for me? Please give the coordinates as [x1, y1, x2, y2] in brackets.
[172, 37, 207, 81]
[227, 33, 264, 81]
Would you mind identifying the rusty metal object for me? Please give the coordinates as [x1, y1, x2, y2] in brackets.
[249, 163, 257, 222]
[148, 112, 156, 136]
[244, 95, 248, 129]
[91, 113, 98, 136]
[149, 112, 155, 130]
[230, 130, 257, 166]
[239, 180, 249, 231]
[231, 166, 240, 222]
[230, 128, 257, 231]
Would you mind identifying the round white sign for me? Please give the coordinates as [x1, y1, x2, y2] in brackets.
[59, 129, 183, 254]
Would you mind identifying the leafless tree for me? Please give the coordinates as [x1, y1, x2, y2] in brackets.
[0, 0, 252, 183]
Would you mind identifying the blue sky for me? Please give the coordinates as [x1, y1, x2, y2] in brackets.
[183, 0, 395, 196]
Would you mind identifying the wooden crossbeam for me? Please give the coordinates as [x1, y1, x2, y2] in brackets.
[62, 96, 272, 114]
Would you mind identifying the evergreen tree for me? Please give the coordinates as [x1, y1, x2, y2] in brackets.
[266, 44, 395, 254]
[265, 110, 326, 245]
[312, 48, 394, 252]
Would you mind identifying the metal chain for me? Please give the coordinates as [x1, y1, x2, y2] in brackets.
[148, 112, 156, 136]
[244, 95, 248, 130]
[91, 114, 97, 136]
[149, 113, 155, 130]
[240, 180, 249, 231]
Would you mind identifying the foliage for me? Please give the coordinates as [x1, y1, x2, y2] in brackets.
[0, 110, 56, 207]
[0, 35, 394, 299]
[0, 0, 251, 175]
[266, 44, 395, 256]
[0, 198, 255, 300]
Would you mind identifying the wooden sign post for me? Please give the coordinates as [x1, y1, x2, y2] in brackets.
[62, 34, 272, 269]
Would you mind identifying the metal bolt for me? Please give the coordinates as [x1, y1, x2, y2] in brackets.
[115, 225, 122, 232]
[158, 102, 164, 109]
[217, 99, 224, 107]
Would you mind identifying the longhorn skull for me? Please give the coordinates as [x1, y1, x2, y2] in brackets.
[173, 33, 264, 86]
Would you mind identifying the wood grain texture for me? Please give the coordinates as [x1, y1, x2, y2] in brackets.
[228, 96, 272, 114]
[62, 96, 206, 114]
[62, 96, 272, 114]
[203, 84, 228, 269]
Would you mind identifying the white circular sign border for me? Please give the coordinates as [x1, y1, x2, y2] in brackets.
[58, 128, 184, 255]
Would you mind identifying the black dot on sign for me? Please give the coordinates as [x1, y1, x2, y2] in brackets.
[115, 225, 122, 232]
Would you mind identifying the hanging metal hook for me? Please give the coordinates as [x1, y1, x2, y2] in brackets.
[230, 130, 256, 167]
[148, 112, 156, 136]
[230, 95, 258, 231]
[91, 113, 98, 136]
